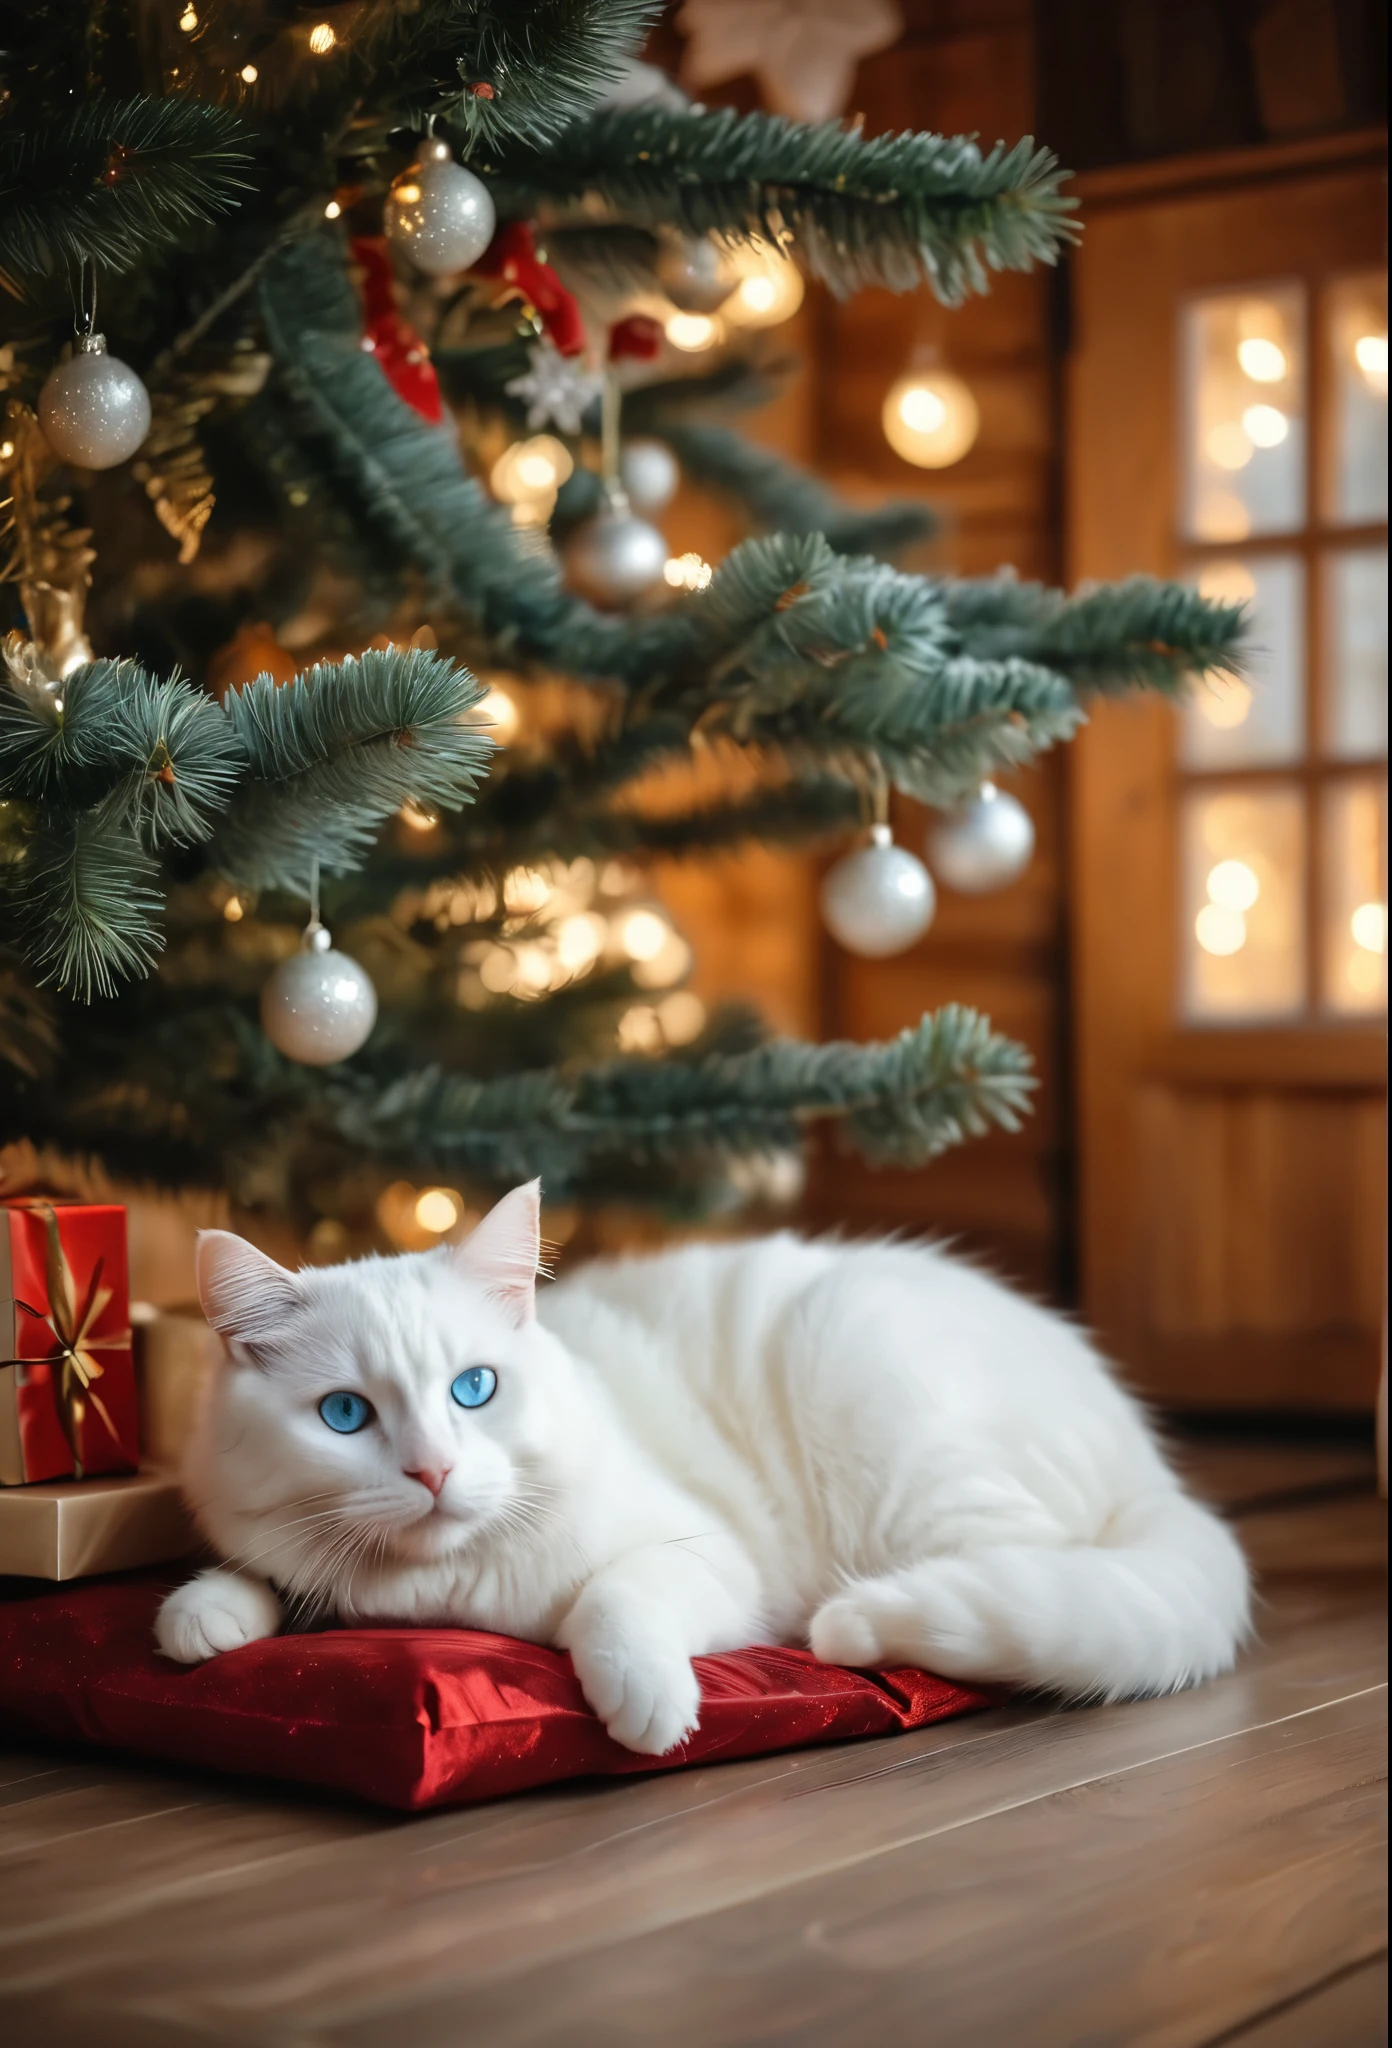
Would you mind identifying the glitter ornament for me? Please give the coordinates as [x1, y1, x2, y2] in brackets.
[655, 232, 735, 314]
[39, 335, 150, 469]
[560, 491, 667, 608]
[926, 783, 1035, 893]
[261, 919, 378, 1065]
[619, 437, 679, 513]
[384, 136, 496, 276]
[820, 824, 936, 957]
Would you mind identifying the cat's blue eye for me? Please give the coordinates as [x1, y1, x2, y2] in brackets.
[319, 1391, 373, 1434]
[451, 1366, 498, 1410]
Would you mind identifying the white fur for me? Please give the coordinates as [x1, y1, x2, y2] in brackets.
[158, 1183, 1251, 1754]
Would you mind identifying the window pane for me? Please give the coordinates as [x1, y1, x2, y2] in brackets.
[1181, 555, 1304, 768]
[1323, 779, 1388, 1015]
[1182, 286, 1306, 541]
[1182, 785, 1306, 1020]
[1325, 548, 1388, 761]
[1325, 272, 1388, 525]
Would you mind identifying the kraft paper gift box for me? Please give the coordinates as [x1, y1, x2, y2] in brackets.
[1, 1200, 139, 1488]
[0, 1467, 197, 1580]
[132, 1302, 224, 1468]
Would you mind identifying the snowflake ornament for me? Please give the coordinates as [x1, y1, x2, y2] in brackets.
[505, 340, 604, 436]
[677, 0, 903, 123]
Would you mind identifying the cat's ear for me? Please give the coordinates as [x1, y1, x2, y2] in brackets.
[450, 1180, 541, 1325]
[196, 1230, 300, 1347]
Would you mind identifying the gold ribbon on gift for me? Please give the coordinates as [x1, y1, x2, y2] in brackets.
[2, 1202, 131, 1478]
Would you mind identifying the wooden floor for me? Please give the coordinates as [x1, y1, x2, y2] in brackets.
[0, 1436, 1385, 2047]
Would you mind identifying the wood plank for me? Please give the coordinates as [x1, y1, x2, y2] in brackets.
[1214, 1955, 1387, 2047]
[329, 1688, 1386, 2048]
[0, 1588, 1379, 2038]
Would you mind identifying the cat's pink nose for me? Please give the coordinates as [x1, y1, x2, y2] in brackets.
[405, 1464, 452, 1498]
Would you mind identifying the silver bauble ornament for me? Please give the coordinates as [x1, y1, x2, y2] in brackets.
[38, 335, 151, 470]
[926, 783, 1035, 893]
[561, 491, 668, 608]
[260, 923, 378, 1065]
[619, 437, 680, 513]
[654, 232, 735, 314]
[384, 137, 496, 276]
[820, 824, 936, 958]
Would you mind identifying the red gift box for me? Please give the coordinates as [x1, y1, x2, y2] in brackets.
[0, 1201, 138, 1486]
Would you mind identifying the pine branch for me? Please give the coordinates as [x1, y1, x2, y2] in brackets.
[211, 648, 495, 890]
[662, 421, 933, 560]
[486, 107, 1078, 300]
[330, 1004, 1034, 1186]
[5, 804, 164, 1001]
[364, 1, 665, 148]
[0, 657, 241, 848]
[0, 97, 252, 293]
[944, 574, 1249, 693]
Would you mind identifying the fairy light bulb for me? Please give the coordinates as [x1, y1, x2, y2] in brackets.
[723, 243, 805, 329]
[882, 370, 979, 468]
[665, 311, 722, 352]
[308, 22, 336, 55]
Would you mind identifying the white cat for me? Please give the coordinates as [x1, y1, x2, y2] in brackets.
[157, 1181, 1251, 1754]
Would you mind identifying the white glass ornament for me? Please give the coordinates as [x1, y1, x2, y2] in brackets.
[926, 783, 1036, 893]
[655, 232, 735, 314]
[561, 491, 668, 608]
[619, 437, 679, 513]
[820, 824, 936, 958]
[39, 334, 151, 469]
[261, 922, 378, 1065]
[384, 136, 496, 276]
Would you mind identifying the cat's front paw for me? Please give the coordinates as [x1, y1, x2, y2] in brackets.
[564, 1612, 702, 1757]
[156, 1569, 283, 1664]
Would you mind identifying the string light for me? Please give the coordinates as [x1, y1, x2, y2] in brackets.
[474, 682, 519, 745]
[1195, 903, 1247, 955]
[722, 243, 805, 329]
[1241, 403, 1288, 448]
[1236, 337, 1286, 383]
[1207, 859, 1260, 912]
[1351, 901, 1387, 953]
[1195, 674, 1253, 729]
[0, 440, 14, 460]
[1206, 422, 1252, 471]
[324, 199, 342, 219]
[620, 907, 670, 961]
[665, 312, 722, 352]
[882, 370, 979, 469]
[414, 1187, 462, 1233]
[308, 22, 337, 55]
[240, 64, 258, 83]
[222, 896, 244, 923]
[179, 5, 197, 30]
[663, 552, 712, 592]
[1354, 332, 1388, 395]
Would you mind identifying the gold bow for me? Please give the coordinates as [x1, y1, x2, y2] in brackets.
[3, 1202, 131, 1477]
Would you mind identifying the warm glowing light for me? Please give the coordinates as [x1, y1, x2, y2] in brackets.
[1196, 674, 1254, 729]
[1195, 903, 1247, 955]
[618, 1004, 662, 1052]
[620, 907, 669, 961]
[1197, 562, 1257, 606]
[1348, 950, 1383, 995]
[665, 311, 722, 352]
[414, 1188, 461, 1233]
[324, 199, 342, 219]
[476, 683, 519, 744]
[1207, 858, 1260, 912]
[1354, 331, 1389, 396]
[490, 434, 573, 507]
[0, 440, 14, 460]
[222, 896, 244, 923]
[503, 866, 550, 915]
[400, 800, 439, 832]
[1206, 421, 1253, 471]
[479, 947, 517, 993]
[1241, 403, 1288, 448]
[722, 243, 805, 329]
[394, 182, 421, 206]
[308, 21, 337, 54]
[1237, 337, 1287, 383]
[663, 552, 712, 592]
[1351, 900, 1387, 953]
[179, 5, 197, 29]
[658, 990, 706, 1044]
[557, 913, 606, 971]
[881, 370, 979, 469]
[240, 63, 258, 82]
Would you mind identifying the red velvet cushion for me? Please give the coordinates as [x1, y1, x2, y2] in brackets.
[0, 1573, 991, 1811]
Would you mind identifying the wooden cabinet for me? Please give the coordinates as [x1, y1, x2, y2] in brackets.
[1069, 132, 1387, 1409]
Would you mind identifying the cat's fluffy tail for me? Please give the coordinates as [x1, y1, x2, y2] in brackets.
[810, 1489, 1252, 1701]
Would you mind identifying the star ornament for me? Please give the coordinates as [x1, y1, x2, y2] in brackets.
[677, 0, 903, 124]
[505, 340, 604, 436]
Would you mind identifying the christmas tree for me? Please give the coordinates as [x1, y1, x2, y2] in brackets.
[0, 4, 1243, 1247]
